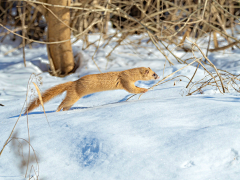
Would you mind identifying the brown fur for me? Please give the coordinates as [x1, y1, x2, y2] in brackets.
[25, 67, 159, 113]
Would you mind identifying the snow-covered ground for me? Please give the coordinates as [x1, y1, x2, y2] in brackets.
[1, 31, 240, 180]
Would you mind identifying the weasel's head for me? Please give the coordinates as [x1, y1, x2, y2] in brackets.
[140, 67, 159, 80]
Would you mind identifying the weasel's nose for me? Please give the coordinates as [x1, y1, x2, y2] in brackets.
[153, 73, 159, 80]
[155, 74, 160, 79]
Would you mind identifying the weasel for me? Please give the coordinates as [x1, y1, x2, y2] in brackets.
[25, 67, 159, 113]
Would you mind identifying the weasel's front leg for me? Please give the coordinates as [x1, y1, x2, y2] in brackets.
[122, 81, 148, 94]
[56, 91, 82, 112]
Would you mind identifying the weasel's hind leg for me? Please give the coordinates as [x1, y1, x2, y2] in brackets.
[56, 92, 82, 112]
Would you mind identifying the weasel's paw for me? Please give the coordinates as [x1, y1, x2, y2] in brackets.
[140, 88, 148, 93]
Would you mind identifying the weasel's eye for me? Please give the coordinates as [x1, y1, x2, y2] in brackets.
[153, 73, 156, 76]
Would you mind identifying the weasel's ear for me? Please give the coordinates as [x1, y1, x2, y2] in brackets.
[145, 70, 149, 74]
[148, 67, 150, 69]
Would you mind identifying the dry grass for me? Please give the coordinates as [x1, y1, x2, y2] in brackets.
[0, 0, 240, 93]
[0, 0, 240, 95]
[1, 1, 240, 52]
[10, 132, 40, 179]
[0, 73, 46, 180]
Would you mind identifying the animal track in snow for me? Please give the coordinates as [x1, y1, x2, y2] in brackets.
[80, 137, 100, 167]
[227, 148, 239, 167]
[181, 161, 195, 169]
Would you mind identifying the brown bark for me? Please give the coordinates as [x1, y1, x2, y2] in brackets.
[38, 0, 75, 76]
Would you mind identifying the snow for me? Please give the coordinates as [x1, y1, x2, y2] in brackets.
[1, 31, 240, 180]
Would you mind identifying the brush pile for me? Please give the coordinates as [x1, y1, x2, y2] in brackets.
[1, 0, 240, 95]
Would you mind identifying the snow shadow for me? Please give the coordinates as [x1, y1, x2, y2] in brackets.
[82, 93, 95, 99]
[202, 96, 240, 103]
[10, 110, 56, 118]
[0, 61, 17, 70]
[10, 107, 92, 118]
[118, 94, 133, 102]
[69, 107, 89, 111]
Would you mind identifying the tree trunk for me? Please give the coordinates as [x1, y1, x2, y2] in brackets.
[39, 0, 75, 76]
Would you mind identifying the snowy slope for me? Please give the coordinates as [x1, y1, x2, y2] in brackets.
[1, 33, 240, 180]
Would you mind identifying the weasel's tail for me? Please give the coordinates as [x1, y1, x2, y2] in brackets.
[25, 81, 73, 114]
